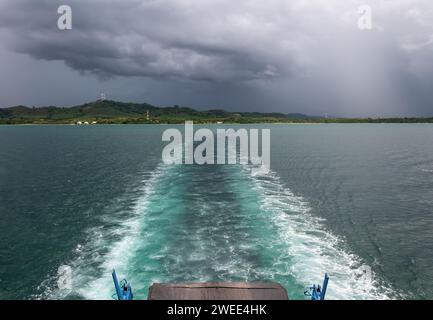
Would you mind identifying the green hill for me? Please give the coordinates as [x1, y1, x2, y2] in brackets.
[0, 100, 318, 124]
[1, 100, 433, 124]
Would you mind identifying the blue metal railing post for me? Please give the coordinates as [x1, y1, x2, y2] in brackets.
[320, 273, 329, 300]
[112, 269, 122, 300]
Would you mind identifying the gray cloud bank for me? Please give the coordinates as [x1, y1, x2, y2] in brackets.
[0, 0, 433, 116]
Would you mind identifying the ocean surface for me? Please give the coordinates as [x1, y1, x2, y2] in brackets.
[0, 124, 432, 300]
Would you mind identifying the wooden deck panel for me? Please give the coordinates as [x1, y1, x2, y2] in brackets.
[148, 282, 289, 300]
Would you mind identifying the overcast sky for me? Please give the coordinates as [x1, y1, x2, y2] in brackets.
[0, 0, 432, 117]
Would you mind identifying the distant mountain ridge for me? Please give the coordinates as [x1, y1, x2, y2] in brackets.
[2, 100, 433, 124]
[0, 100, 319, 124]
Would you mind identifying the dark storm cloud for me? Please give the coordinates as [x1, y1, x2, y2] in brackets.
[0, 0, 433, 116]
[0, 0, 298, 81]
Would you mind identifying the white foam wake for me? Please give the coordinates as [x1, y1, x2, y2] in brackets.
[77, 164, 173, 300]
[35, 164, 173, 300]
[245, 167, 394, 300]
[37, 161, 396, 300]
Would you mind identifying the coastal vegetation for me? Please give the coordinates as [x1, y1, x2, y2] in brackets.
[1, 100, 432, 124]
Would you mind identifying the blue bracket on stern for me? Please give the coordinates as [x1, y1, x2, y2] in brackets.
[112, 269, 133, 300]
[304, 273, 329, 300]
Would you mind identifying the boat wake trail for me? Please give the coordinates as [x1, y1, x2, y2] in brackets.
[38, 163, 394, 300]
[34, 164, 173, 300]
[246, 166, 393, 299]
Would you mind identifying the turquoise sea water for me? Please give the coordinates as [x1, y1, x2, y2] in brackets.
[1, 124, 433, 299]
